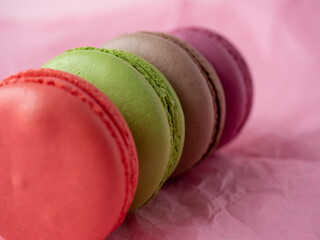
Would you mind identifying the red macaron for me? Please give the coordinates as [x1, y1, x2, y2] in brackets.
[0, 69, 138, 240]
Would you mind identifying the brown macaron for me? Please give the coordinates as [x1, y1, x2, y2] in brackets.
[103, 32, 226, 177]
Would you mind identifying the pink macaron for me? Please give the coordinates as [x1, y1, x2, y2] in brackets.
[170, 27, 253, 148]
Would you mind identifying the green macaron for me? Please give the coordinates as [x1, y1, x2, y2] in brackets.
[42, 47, 185, 210]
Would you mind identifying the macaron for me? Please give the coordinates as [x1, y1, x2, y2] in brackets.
[103, 32, 226, 176]
[42, 48, 185, 210]
[0, 69, 138, 240]
[170, 27, 253, 148]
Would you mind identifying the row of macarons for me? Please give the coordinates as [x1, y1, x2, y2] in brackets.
[0, 27, 253, 240]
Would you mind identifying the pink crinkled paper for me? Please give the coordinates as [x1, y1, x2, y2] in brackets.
[1, 0, 320, 239]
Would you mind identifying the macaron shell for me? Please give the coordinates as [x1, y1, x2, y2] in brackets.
[18, 69, 138, 215]
[171, 27, 253, 148]
[103, 32, 225, 176]
[103, 49, 185, 179]
[43, 50, 172, 210]
[0, 69, 138, 240]
[151, 32, 226, 162]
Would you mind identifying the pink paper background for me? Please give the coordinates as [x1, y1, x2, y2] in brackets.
[1, 0, 320, 239]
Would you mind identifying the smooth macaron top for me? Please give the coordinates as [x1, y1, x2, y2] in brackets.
[171, 27, 253, 148]
[43, 48, 185, 210]
[0, 69, 138, 240]
[103, 32, 226, 176]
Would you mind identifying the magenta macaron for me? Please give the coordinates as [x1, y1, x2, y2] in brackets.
[170, 27, 253, 148]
